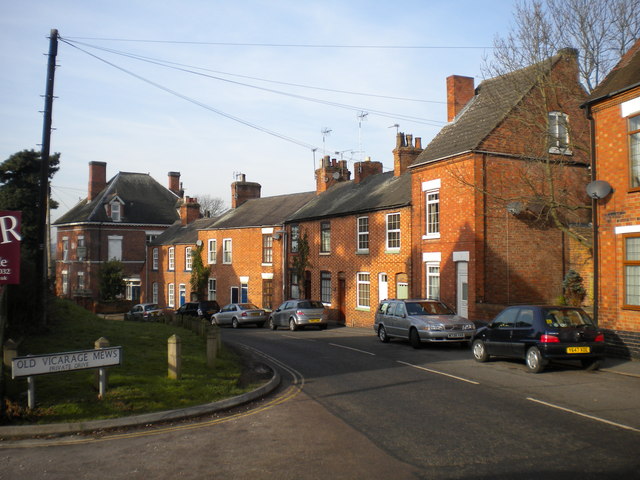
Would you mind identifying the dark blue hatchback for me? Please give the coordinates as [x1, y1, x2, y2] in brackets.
[472, 305, 605, 373]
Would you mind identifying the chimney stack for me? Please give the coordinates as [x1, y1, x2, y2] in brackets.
[179, 196, 201, 225]
[393, 132, 423, 176]
[88, 161, 107, 201]
[231, 173, 261, 208]
[446, 75, 475, 122]
[354, 157, 383, 183]
[168, 172, 182, 196]
[315, 155, 351, 194]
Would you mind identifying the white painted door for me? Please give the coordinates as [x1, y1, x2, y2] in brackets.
[379, 273, 388, 302]
[456, 262, 469, 318]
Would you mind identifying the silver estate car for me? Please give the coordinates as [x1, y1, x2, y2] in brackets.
[269, 299, 328, 331]
[374, 299, 475, 348]
[212, 303, 267, 328]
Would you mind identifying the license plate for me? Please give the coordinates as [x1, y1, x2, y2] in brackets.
[251, 312, 261, 316]
[567, 346, 590, 354]
[448, 333, 464, 338]
[309, 318, 320, 323]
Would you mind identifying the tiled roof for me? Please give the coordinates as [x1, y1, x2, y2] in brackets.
[150, 217, 218, 246]
[287, 171, 411, 222]
[54, 172, 180, 225]
[586, 38, 640, 104]
[210, 191, 317, 229]
[412, 54, 566, 166]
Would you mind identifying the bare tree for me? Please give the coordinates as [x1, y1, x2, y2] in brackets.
[485, 0, 640, 92]
[195, 194, 227, 218]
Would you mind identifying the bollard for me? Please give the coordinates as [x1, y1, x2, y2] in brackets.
[3, 338, 17, 368]
[94, 337, 110, 399]
[168, 334, 181, 380]
[206, 327, 218, 368]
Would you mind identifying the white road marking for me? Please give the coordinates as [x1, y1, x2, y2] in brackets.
[527, 397, 640, 433]
[396, 361, 480, 385]
[329, 343, 376, 356]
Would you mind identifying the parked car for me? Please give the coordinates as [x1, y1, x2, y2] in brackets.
[175, 300, 220, 321]
[212, 303, 268, 328]
[374, 299, 475, 348]
[125, 303, 163, 321]
[471, 305, 605, 373]
[269, 299, 328, 331]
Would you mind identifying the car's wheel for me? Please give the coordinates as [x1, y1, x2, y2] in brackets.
[581, 358, 602, 371]
[319, 324, 327, 330]
[289, 318, 298, 331]
[232, 318, 240, 329]
[525, 346, 546, 373]
[269, 317, 277, 330]
[409, 328, 422, 349]
[378, 325, 390, 343]
[472, 339, 489, 362]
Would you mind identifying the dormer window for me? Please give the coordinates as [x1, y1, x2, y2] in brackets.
[110, 201, 121, 222]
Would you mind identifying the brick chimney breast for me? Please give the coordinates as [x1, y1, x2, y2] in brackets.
[231, 174, 261, 208]
[354, 158, 383, 183]
[88, 161, 107, 201]
[393, 132, 424, 176]
[179, 196, 201, 225]
[446, 75, 475, 122]
[168, 172, 181, 196]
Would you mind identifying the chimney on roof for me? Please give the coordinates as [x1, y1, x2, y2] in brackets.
[393, 132, 423, 176]
[88, 161, 107, 201]
[231, 173, 261, 208]
[446, 75, 475, 122]
[315, 155, 351, 194]
[168, 171, 183, 196]
[178, 196, 201, 225]
[354, 157, 383, 183]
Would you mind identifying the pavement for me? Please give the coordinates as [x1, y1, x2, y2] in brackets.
[0, 339, 638, 440]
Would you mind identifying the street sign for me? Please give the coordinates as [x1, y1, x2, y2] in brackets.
[0, 211, 21, 284]
[12, 346, 122, 378]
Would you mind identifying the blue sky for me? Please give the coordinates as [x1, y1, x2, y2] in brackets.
[0, 1, 517, 220]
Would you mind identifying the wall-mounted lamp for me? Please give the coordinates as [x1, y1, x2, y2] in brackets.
[506, 201, 523, 216]
[586, 180, 613, 200]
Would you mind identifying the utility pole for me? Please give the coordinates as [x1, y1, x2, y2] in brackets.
[37, 28, 58, 327]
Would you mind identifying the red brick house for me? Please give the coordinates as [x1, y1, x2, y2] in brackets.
[284, 141, 422, 327]
[583, 39, 640, 358]
[409, 48, 591, 322]
[54, 162, 183, 306]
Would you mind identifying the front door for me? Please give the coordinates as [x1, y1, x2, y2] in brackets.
[230, 286, 239, 303]
[456, 262, 469, 318]
[379, 273, 388, 302]
[179, 284, 186, 306]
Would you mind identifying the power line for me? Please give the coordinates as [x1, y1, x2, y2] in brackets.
[61, 38, 445, 127]
[64, 37, 492, 49]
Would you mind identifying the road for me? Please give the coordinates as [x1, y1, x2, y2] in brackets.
[1, 325, 639, 479]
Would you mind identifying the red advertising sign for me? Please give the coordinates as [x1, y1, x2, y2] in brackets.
[0, 211, 21, 284]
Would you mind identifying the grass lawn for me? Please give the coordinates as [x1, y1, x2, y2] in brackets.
[2, 299, 254, 425]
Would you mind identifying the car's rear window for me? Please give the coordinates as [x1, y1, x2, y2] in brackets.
[239, 303, 259, 310]
[200, 301, 218, 309]
[144, 304, 159, 311]
[298, 301, 324, 309]
[407, 301, 454, 315]
[543, 308, 595, 327]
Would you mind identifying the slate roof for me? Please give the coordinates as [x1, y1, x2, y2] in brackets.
[54, 172, 180, 225]
[150, 217, 219, 246]
[585, 39, 640, 105]
[287, 171, 411, 222]
[210, 191, 317, 229]
[412, 53, 567, 167]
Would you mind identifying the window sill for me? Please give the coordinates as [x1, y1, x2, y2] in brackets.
[422, 234, 441, 240]
[548, 147, 573, 155]
[356, 250, 369, 255]
[356, 306, 371, 312]
[385, 249, 400, 255]
[319, 252, 331, 256]
[261, 263, 273, 267]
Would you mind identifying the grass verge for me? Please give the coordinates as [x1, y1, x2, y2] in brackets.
[2, 299, 254, 425]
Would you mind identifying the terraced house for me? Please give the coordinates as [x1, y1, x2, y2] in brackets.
[583, 38, 640, 358]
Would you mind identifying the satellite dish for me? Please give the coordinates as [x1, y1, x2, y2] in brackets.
[332, 172, 340, 179]
[506, 201, 523, 216]
[196, 239, 203, 247]
[586, 180, 612, 199]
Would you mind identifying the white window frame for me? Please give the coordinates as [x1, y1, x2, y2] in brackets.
[386, 213, 401, 251]
[62, 237, 69, 262]
[185, 246, 193, 271]
[168, 283, 175, 307]
[357, 216, 369, 253]
[208, 239, 217, 264]
[77, 271, 85, 291]
[356, 272, 371, 309]
[168, 247, 175, 271]
[629, 114, 640, 189]
[548, 111, 571, 154]
[426, 262, 441, 300]
[152, 282, 159, 304]
[152, 248, 159, 270]
[110, 200, 121, 222]
[223, 238, 232, 264]
[108, 235, 123, 261]
[61, 270, 68, 295]
[208, 277, 217, 301]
